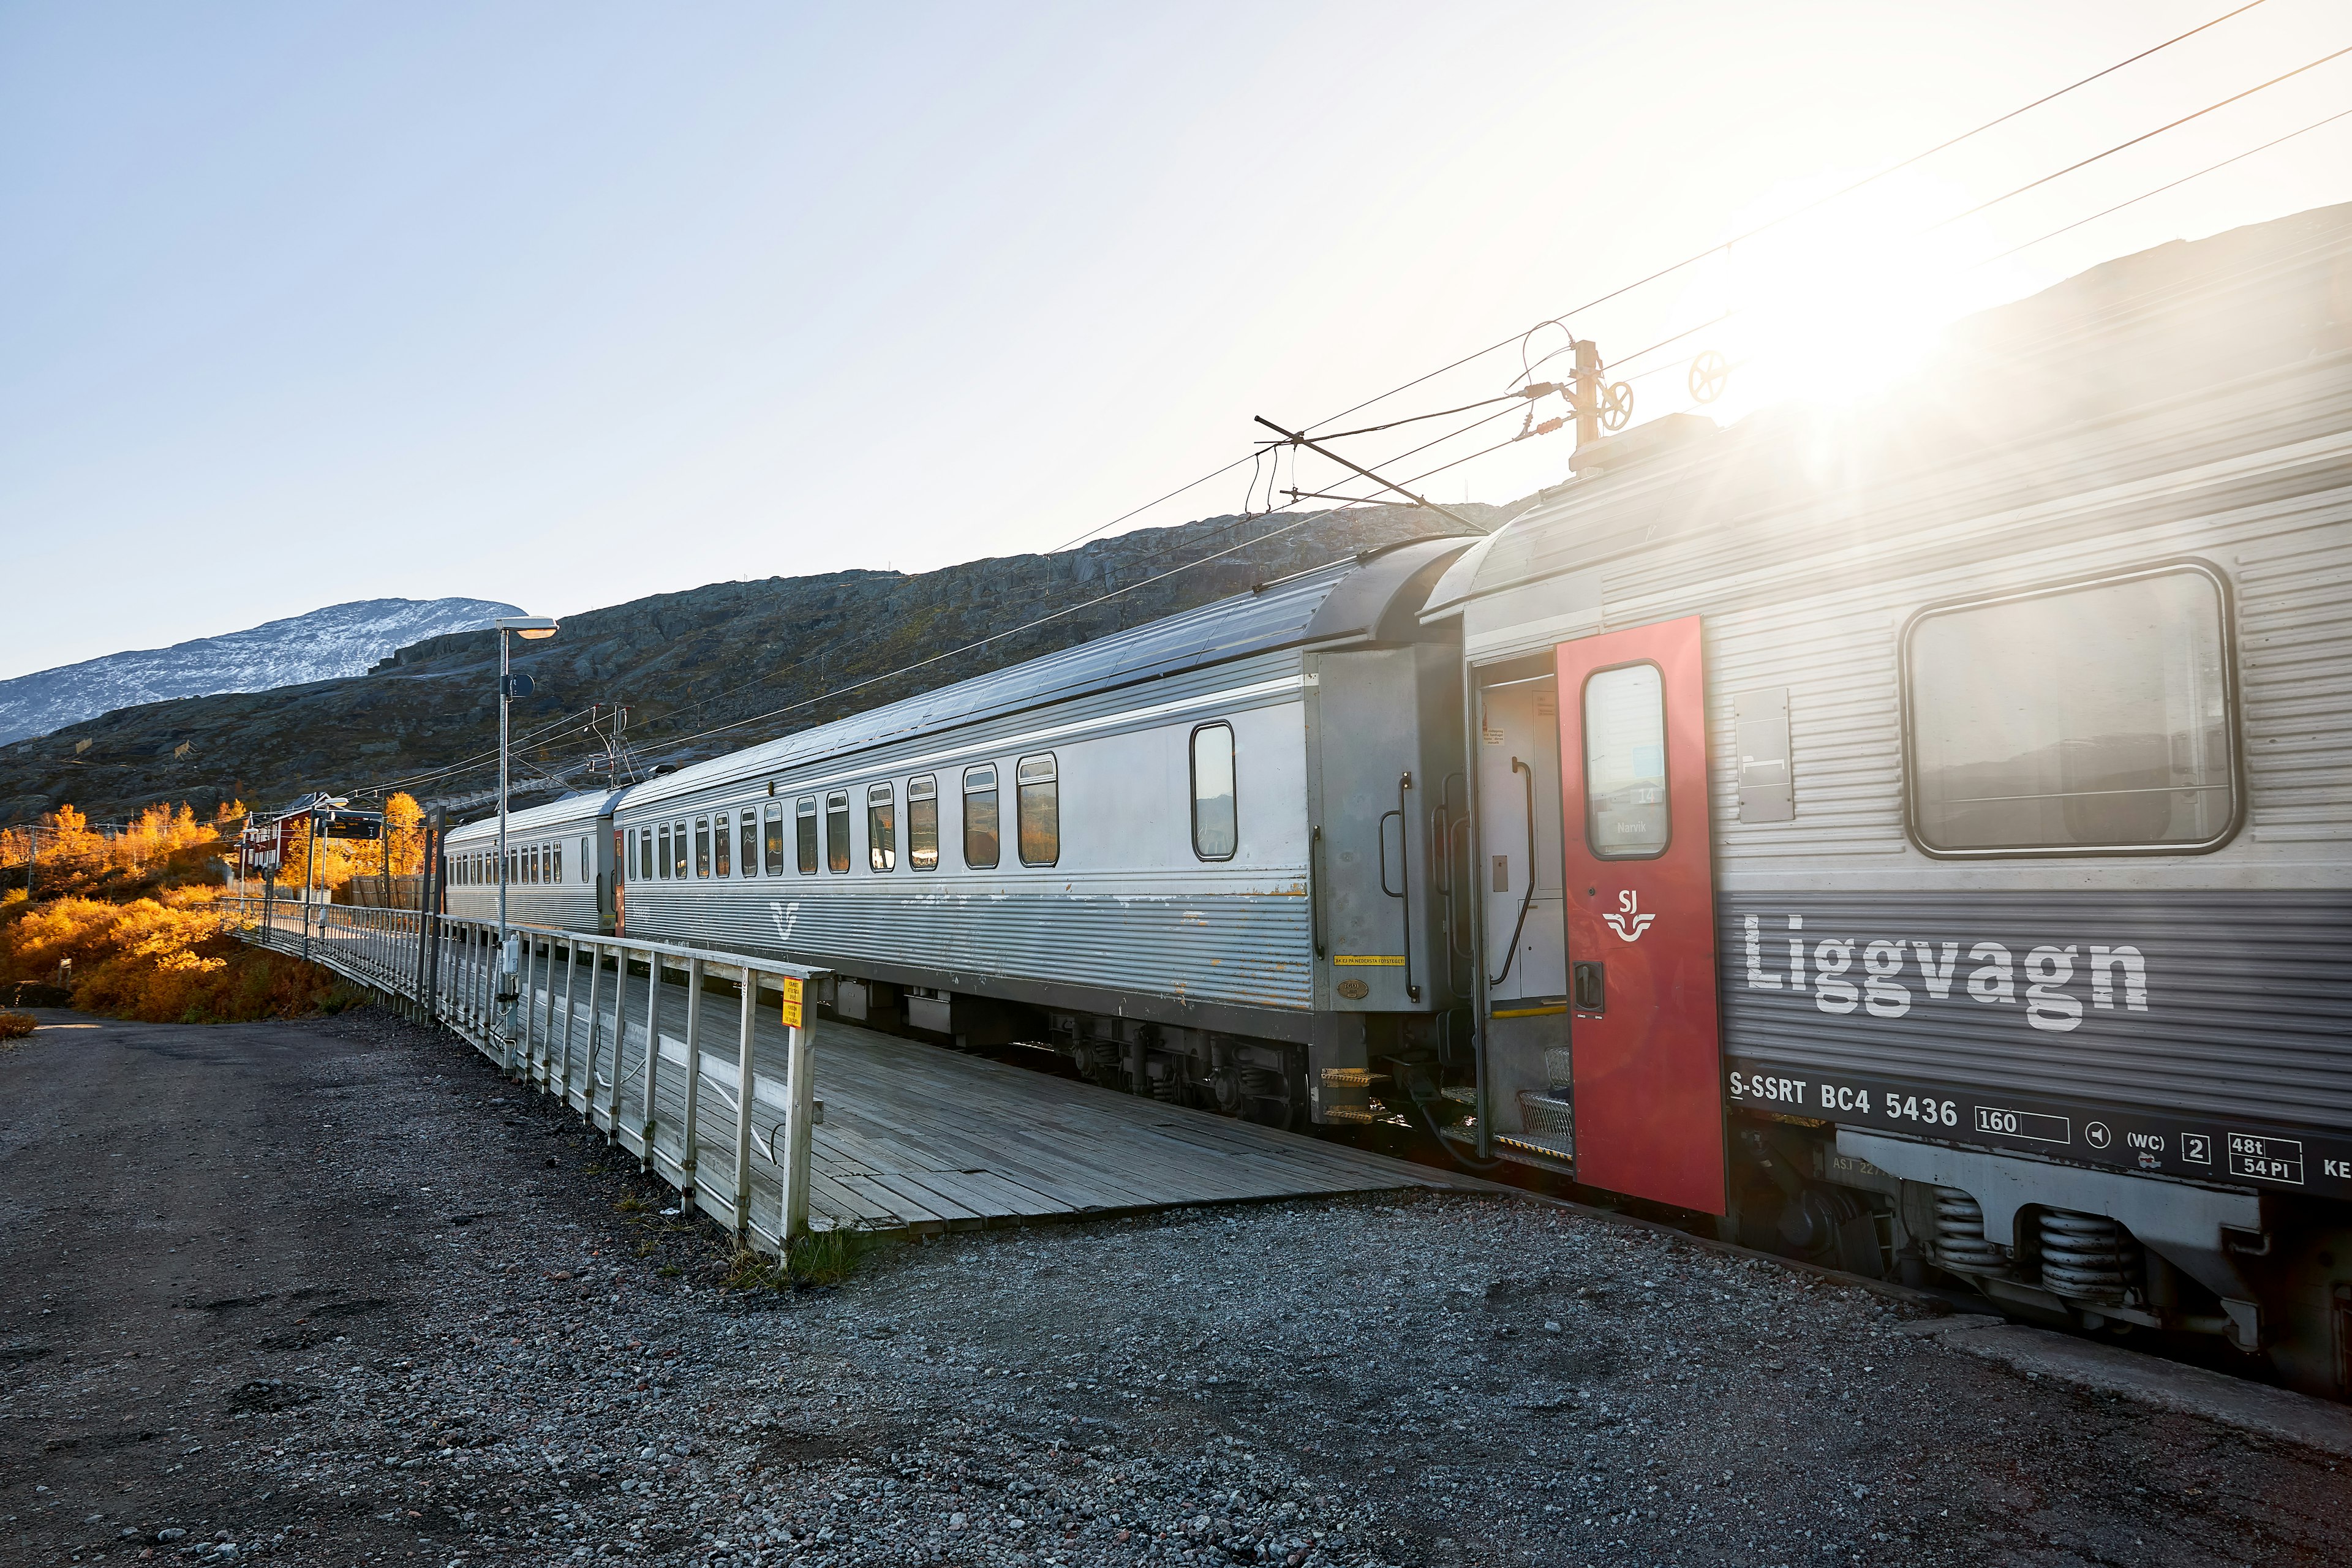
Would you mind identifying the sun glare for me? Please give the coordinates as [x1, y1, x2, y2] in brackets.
[1667, 170, 2013, 419]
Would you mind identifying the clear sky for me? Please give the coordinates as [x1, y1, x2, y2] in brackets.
[4, 0, 2348, 679]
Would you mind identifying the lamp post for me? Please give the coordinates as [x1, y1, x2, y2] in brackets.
[493, 616, 559, 1047]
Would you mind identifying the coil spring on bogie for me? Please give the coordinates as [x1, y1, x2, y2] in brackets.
[2038, 1210, 2138, 1305]
[1929, 1187, 2008, 1276]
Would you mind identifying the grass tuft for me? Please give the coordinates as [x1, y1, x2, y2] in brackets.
[0, 1011, 35, 1042]
[723, 1227, 877, 1293]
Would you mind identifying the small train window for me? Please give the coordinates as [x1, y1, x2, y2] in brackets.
[1583, 663, 1670, 859]
[713, 813, 732, 877]
[741, 808, 758, 878]
[638, 828, 653, 883]
[796, 796, 818, 875]
[907, 775, 938, 871]
[963, 766, 1000, 869]
[867, 783, 897, 872]
[1016, 753, 1058, 867]
[763, 802, 784, 876]
[671, 819, 688, 879]
[1904, 562, 2239, 856]
[696, 816, 714, 878]
[579, 835, 591, 881]
[1190, 723, 1236, 861]
[826, 791, 851, 874]
[551, 843, 563, 883]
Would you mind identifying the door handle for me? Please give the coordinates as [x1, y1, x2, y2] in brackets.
[1572, 960, 1605, 1016]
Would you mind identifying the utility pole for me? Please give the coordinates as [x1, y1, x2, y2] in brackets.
[302, 805, 320, 962]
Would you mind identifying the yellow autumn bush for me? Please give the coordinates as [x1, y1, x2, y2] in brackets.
[1, 810, 358, 1022]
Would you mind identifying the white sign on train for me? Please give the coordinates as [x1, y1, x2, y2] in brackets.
[1740, 914, 2149, 1033]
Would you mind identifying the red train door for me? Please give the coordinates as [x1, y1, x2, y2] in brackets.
[1556, 615, 1726, 1214]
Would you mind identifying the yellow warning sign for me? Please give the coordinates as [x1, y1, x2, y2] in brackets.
[779, 975, 805, 1029]
[1332, 954, 1405, 967]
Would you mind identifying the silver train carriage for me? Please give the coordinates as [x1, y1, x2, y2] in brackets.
[443, 788, 625, 935]
[610, 539, 1473, 1128]
[1414, 203, 2352, 1395]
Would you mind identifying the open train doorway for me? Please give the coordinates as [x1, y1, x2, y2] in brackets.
[1474, 667, 1573, 1164]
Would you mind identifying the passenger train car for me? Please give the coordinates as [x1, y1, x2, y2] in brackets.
[606, 539, 1471, 1129]
[1416, 204, 2352, 1393]
[429, 204, 2350, 1395]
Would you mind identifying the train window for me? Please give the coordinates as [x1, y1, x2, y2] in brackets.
[763, 802, 785, 876]
[740, 809, 758, 878]
[825, 790, 851, 873]
[1905, 564, 2238, 854]
[656, 825, 669, 878]
[1190, 723, 1237, 860]
[907, 775, 938, 870]
[529, 845, 541, 884]
[638, 829, 653, 883]
[691, 817, 707, 878]
[796, 796, 818, 875]
[963, 765, 1000, 869]
[712, 812, 730, 877]
[1582, 663, 1670, 859]
[867, 783, 896, 872]
[579, 835, 590, 881]
[672, 819, 689, 878]
[551, 843, 562, 883]
[1016, 753, 1059, 867]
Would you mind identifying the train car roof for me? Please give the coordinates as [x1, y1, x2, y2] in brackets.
[445, 788, 629, 845]
[619, 535, 1474, 810]
[1423, 200, 2352, 624]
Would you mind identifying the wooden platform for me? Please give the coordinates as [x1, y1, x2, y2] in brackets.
[462, 943, 1485, 1237]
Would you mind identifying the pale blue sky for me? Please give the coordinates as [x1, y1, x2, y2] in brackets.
[5, 1, 2348, 678]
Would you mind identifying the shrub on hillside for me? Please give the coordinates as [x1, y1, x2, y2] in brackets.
[0, 1011, 34, 1042]
[0, 888, 345, 1023]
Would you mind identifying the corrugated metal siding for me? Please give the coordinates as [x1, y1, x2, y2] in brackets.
[1717, 890, 2352, 1134]
[621, 876, 1314, 1012]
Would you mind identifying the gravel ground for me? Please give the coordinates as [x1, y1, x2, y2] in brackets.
[4, 1006, 2349, 1568]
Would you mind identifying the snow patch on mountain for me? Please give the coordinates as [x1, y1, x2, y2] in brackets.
[0, 598, 524, 745]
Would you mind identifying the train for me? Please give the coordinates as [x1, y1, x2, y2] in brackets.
[442, 202, 2352, 1399]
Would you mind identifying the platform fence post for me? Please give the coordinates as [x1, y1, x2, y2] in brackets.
[733, 967, 756, 1235]
[781, 1017, 814, 1243]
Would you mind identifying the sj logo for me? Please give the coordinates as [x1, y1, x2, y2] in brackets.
[1602, 889, 1656, 942]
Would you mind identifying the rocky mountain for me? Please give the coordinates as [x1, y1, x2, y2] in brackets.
[0, 598, 523, 748]
[0, 507, 1504, 825]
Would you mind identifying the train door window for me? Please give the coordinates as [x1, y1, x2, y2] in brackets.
[1016, 753, 1059, 866]
[1581, 663, 1670, 858]
[579, 835, 590, 881]
[907, 775, 939, 870]
[672, 820, 689, 878]
[796, 796, 818, 874]
[825, 791, 851, 873]
[1190, 723, 1237, 860]
[740, 809, 758, 877]
[763, 802, 785, 875]
[867, 783, 896, 872]
[712, 812, 731, 877]
[963, 766, 1000, 869]
[1904, 564, 2239, 854]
